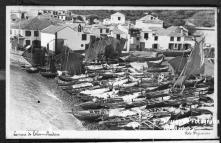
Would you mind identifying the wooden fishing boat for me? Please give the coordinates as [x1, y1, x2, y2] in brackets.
[145, 66, 169, 72]
[155, 49, 191, 57]
[98, 116, 135, 128]
[118, 87, 145, 96]
[20, 64, 31, 69]
[72, 109, 108, 122]
[125, 99, 148, 109]
[37, 66, 48, 72]
[105, 102, 128, 109]
[76, 97, 125, 110]
[170, 108, 213, 120]
[126, 55, 164, 62]
[145, 99, 186, 109]
[57, 79, 76, 86]
[25, 67, 39, 73]
[40, 72, 57, 78]
[75, 101, 108, 110]
[58, 75, 75, 82]
[145, 89, 170, 99]
[74, 93, 98, 101]
[147, 56, 164, 67]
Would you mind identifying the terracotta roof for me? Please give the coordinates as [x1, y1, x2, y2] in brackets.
[11, 15, 63, 30]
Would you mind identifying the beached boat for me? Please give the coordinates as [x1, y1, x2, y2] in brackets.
[99, 116, 134, 128]
[40, 57, 57, 78]
[170, 108, 213, 120]
[75, 101, 108, 110]
[145, 89, 170, 99]
[156, 49, 191, 57]
[145, 66, 169, 72]
[25, 67, 39, 73]
[147, 56, 164, 67]
[40, 72, 57, 78]
[58, 75, 74, 82]
[57, 79, 76, 86]
[125, 99, 148, 109]
[72, 109, 108, 122]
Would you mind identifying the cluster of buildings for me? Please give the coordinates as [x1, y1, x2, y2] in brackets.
[10, 9, 214, 53]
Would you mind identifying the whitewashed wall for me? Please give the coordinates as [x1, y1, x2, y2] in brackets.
[110, 13, 125, 24]
[57, 27, 91, 51]
[135, 21, 163, 29]
[11, 28, 41, 47]
[140, 30, 186, 50]
[40, 32, 55, 51]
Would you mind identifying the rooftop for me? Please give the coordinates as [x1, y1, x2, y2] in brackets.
[41, 25, 73, 34]
[112, 27, 125, 35]
[152, 26, 187, 37]
[11, 15, 63, 30]
[111, 12, 125, 17]
[137, 14, 163, 24]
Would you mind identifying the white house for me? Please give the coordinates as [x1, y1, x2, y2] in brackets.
[58, 14, 67, 21]
[41, 24, 92, 52]
[103, 18, 111, 25]
[139, 26, 194, 50]
[110, 12, 125, 25]
[10, 15, 59, 48]
[135, 14, 163, 29]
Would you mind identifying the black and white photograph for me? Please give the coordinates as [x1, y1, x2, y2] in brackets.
[6, 6, 218, 139]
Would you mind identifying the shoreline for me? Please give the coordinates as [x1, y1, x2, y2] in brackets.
[9, 63, 87, 130]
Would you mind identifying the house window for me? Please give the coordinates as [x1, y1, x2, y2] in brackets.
[152, 44, 158, 49]
[25, 31, 31, 37]
[144, 33, 148, 40]
[170, 36, 174, 41]
[106, 29, 109, 33]
[100, 29, 103, 33]
[34, 31, 39, 37]
[25, 40, 30, 45]
[118, 17, 121, 20]
[177, 37, 181, 41]
[116, 34, 120, 39]
[82, 34, 87, 41]
[154, 36, 158, 41]
[81, 44, 84, 47]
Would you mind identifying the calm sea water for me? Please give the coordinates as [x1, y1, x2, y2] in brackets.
[7, 65, 85, 131]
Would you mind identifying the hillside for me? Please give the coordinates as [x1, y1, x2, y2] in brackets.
[69, 10, 215, 27]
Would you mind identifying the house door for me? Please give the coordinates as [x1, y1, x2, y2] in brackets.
[140, 42, 145, 50]
[116, 34, 120, 40]
[169, 43, 174, 50]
